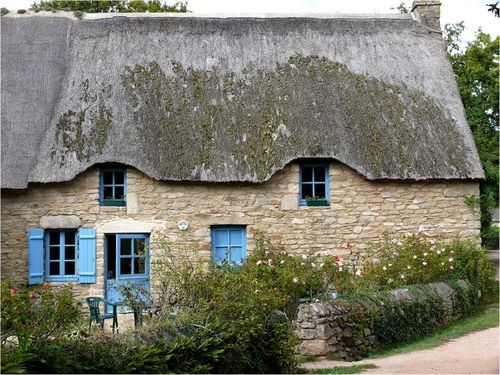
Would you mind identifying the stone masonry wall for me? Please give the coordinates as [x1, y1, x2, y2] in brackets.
[295, 280, 476, 359]
[1, 161, 480, 301]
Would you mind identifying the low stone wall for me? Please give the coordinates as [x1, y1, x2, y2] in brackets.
[295, 280, 478, 359]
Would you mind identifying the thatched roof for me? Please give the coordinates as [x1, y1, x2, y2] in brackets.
[1, 13, 484, 189]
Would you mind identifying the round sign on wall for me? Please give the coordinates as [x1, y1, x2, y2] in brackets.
[177, 220, 189, 230]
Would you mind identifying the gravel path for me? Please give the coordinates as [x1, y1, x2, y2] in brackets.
[302, 326, 499, 374]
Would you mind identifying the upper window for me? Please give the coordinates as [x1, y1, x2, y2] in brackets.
[100, 167, 126, 206]
[211, 226, 246, 265]
[46, 230, 77, 279]
[300, 163, 330, 206]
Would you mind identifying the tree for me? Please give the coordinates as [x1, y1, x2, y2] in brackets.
[487, 2, 499, 17]
[444, 23, 499, 237]
[31, 0, 187, 13]
[391, 2, 410, 13]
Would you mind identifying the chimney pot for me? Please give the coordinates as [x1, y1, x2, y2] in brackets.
[411, 0, 442, 31]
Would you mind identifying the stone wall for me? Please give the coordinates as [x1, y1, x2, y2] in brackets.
[1, 161, 480, 300]
[295, 280, 477, 359]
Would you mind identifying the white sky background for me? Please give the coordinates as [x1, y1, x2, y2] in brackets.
[0, 0, 498, 43]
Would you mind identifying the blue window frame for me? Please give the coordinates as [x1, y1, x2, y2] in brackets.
[116, 234, 148, 277]
[299, 162, 330, 206]
[100, 167, 126, 206]
[211, 226, 246, 265]
[45, 230, 78, 281]
[28, 228, 96, 285]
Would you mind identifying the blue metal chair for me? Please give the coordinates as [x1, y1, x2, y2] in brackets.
[86, 296, 118, 333]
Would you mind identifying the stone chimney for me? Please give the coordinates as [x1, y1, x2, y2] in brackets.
[411, 0, 442, 31]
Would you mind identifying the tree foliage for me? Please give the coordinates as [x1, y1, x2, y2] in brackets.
[31, 0, 187, 13]
[444, 23, 499, 235]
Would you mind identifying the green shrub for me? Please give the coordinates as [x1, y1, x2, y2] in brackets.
[482, 225, 499, 250]
[363, 234, 495, 292]
[0, 281, 83, 350]
[336, 281, 479, 359]
[128, 232, 302, 373]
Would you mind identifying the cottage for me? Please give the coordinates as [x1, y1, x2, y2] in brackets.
[1, 1, 483, 303]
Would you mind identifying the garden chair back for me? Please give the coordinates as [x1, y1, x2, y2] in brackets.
[85, 296, 119, 333]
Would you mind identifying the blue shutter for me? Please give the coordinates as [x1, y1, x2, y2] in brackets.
[78, 228, 96, 283]
[28, 229, 44, 284]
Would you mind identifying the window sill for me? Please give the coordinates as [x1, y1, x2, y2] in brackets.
[101, 200, 126, 207]
[45, 277, 79, 282]
[304, 199, 329, 207]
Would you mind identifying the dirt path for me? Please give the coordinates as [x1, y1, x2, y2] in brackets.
[302, 326, 499, 374]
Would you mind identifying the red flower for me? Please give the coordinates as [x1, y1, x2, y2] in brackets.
[9, 288, 16, 295]
[30, 292, 39, 300]
[43, 283, 49, 292]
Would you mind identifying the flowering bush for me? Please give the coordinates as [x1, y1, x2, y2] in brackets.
[0, 280, 83, 349]
[363, 234, 495, 291]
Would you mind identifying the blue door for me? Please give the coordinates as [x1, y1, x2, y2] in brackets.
[106, 234, 149, 311]
[211, 226, 246, 265]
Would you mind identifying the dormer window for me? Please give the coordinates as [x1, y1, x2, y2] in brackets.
[100, 167, 126, 206]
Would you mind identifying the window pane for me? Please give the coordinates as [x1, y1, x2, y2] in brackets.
[315, 183, 326, 199]
[103, 171, 113, 185]
[50, 246, 60, 260]
[214, 247, 228, 263]
[120, 258, 132, 275]
[134, 239, 145, 255]
[214, 230, 228, 247]
[302, 166, 313, 182]
[115, 186, 124, 200]
[65, 231, 75, 245]
[314, 167, 325, 182]
[104, 186, 114, 200]
[49, 262, 59, 276]
[229, 230, 242, 246]
[65, 261, 75, 275]
[49, 232, 59, 245]
[301, 183, 313, 199]
[114, 171, 124, 185]
[229, 247, 243, 263]
[120, 239, 132, 255]
[134, 257, 146, 274]
[65, 246, 75, 260]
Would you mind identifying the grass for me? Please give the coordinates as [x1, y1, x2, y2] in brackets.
[296, 355, 318, 364]
[309, 364, 377, 374]
[368, 297, 499, 359]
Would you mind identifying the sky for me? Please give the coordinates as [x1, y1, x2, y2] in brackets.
[0, 0, 498, 43]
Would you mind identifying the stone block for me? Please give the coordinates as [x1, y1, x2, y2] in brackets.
[39, 215, 81, 228]
[311, 302, 331, 317]
[297, 339, 329, 356]
[127, 192, 139, 215]
[316, 324, 334, 340]
[297, 328, 316, 340]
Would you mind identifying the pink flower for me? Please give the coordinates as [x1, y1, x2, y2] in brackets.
[9, 288, 16, 295]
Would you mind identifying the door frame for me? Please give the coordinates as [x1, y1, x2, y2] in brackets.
[104, 233, 150, 311]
